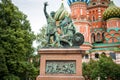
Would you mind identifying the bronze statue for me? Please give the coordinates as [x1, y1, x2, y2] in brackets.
[59, 16, 76, 47]
[44, 2, 61, 47]
[43, 2, 84, 48]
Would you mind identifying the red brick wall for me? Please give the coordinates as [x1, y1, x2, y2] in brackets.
[107, 18, 120, 28]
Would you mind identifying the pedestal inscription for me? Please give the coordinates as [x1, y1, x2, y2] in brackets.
[46, 60, 76, 74]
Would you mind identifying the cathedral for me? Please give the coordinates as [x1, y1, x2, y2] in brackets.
[54, 0, 120, 64]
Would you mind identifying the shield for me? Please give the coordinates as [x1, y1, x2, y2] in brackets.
[72, 32, 84, 46]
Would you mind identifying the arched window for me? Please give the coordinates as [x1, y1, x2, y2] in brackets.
[85, 54, 89, 59]
[95, 53, 99, 58]
[97, 33, 101, 41]
[93, 16, 95, 21]
[91, 33, 95, 43]
[102, 32, 104, 41]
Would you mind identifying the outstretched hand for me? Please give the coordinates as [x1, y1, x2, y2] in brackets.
[44, 2, 48, 6]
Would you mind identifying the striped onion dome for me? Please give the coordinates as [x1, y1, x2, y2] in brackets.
[54, 3, 69, 21]
[103, 1, 120, 20]
[67, 0, 90, 5]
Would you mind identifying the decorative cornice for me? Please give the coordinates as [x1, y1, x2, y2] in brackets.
[70, 2, 86, 6]
[107, 18, 120, 21]
[93, 42, 120, 48]
[89, 47, 120, 52]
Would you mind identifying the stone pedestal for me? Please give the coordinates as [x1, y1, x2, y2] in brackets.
[36, 48, 85, 80]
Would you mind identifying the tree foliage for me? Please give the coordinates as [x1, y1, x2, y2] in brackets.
[0, 0, 38, 80]
[36, 25, 47, 49]
[83, 54, 120, 80]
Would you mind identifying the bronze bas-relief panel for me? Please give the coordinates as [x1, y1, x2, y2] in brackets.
[46, 60, 76, 74]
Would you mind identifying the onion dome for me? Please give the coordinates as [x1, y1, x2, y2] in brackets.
[54, 3, 69, 21]
[103, 1, 120, 20]
[67, 0, 90, 5]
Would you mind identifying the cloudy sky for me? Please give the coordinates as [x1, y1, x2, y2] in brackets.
[12, 0, 69, 34]
[12, 0, 120, 34]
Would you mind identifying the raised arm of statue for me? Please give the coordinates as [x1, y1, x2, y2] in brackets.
[44, 2, 49, 19]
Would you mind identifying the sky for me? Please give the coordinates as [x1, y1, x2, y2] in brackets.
[12, 0, 120, 34]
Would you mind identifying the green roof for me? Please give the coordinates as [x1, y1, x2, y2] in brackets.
[103, 1, 120, 20]
[93, 42, 120, 47]
[89, 47, 120, 53]
[83, 42, 92, 46]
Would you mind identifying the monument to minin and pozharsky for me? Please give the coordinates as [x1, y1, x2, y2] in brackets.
[37, 1, 85, 80]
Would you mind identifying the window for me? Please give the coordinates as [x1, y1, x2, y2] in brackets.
[102, 2, 105, 4]
[102, 33, 104, 41]
[85, 54, 89, 59]
[110, 52, 116, 60]
[93, 16, 95, 21]
[91, 33, 95, 43]
[97, 33, 101, 41]
[95, 53, 99, 58]
[93, 3, 96, 5]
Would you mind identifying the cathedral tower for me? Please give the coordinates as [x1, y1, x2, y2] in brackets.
[68, 0, 91, 50]
[87, 0, 110, 43]
[103, 1, 120, 43]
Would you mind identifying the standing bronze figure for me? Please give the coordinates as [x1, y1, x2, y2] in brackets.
[44, 2, 61, 47]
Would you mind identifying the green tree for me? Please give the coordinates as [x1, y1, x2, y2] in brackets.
[35, 26, 47, 76]
[36, 25, 47, 49]
[0, 53, 8, 79]
[97, 55, 120, 80]
[83, 54, 120, 80]
[0, 0, 38, 80]
[83, 59, 98, 80]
